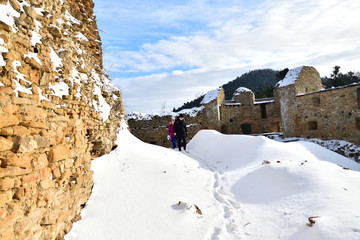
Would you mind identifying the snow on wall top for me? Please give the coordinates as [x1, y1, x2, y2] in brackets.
[276, 66, 304, 87]
[200, 88, 220, 104]
[127, 106, 204, 120]
[233, 87, 252, 95]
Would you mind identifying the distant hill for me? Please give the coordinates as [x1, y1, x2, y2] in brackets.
[174, 68, 287, 112]
[222, 69, 283, 100]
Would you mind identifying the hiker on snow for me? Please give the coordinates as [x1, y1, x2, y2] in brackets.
[174, 114, 188, 151]
[167, 118, 177, 149]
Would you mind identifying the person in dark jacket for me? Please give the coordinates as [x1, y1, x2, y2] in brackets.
[174, 114, 188, 151]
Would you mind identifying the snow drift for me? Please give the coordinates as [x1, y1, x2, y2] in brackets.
[66, 128, 360, 240]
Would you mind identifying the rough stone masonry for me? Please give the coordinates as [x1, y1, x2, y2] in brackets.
[0, 0, 125, 239]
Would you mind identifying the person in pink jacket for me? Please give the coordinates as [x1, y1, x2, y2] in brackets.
[167, 118, 177, 149]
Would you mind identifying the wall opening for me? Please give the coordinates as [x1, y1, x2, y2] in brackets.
[241, 123, 252, 134]
[308, 121, 318, 131]
[260, 104, 267, 119]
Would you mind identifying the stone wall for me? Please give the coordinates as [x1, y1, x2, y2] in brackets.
[275, 66, 360, 146]
[220, 100, 281, 134]
[0, 0, 124, 239]
[128, 110, 208, 148]
[128, 66, 359, 148]
[275, 66, 323, 137]
[291, 84, 360, 145]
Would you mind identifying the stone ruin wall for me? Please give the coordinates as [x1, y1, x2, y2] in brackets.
[291, 84, 360, 145]
[0, 0, 125, 239]
[275, 66, 323, 137]
[220, 101, 281, 134]
[129, 66, 360, 148]
[128, 111, 209, 148]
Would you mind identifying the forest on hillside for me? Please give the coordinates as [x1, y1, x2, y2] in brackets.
[173, 66, 360, 112]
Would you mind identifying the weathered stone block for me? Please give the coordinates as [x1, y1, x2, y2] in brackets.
[2, 104, 19, 115]
[48, 25, 63, 38]
[0, 137, 13, 152]
[23, 5, 37, 19]
[9, 0, 20, 12]
[0, 178, 15, 191]
[64, 158, 73, 168]
[33, 153, 49, 169]
[18, 91, 38, 100]
[12, 126, 31, 136]
[34, 135, 50, 148]
[50, 144, 70, 162]
[21, 121, 48, 129]
[12, 96, 36, 105]
[29, 68, 41, 84]
[22, 173, 40, 184]
[0, 95, 12, 106]
[13, 136, 38, 153]
[41, 167, 52, 179]
[0, 20, 12, 32]
[0, 87, 15, 95]
[0, 191, 12, 205]
[0, 114, 19, 128]
[1, 154, 31, 168]
[0, 166, 32, 178]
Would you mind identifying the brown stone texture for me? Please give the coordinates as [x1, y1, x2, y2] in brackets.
[0, 0, 125, 239]
[288, 84, 360, 145]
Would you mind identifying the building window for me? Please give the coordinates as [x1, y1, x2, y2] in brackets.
[308, 121, 318, 131]
[313, 97, 320, 106]
[260, 104, 267, 119]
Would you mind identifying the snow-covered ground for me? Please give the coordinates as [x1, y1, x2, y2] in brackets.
[65, 125, 360, 240]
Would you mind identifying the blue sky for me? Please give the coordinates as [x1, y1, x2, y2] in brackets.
[93, 0, 360, 113]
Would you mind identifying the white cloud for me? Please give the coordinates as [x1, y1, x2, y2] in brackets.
[94, 0, 360, 113]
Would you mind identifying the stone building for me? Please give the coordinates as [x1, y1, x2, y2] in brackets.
[275, 66, 360, 145]
[128, 65, 360, 147]
[0, 0, 124, 239]
[219, 87, 281, 134]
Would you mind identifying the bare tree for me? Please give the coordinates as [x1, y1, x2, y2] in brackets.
[161, 100, 166, 112]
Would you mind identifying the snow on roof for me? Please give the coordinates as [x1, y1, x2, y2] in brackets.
[127, 106, 204, 120]
[276, 66, 304, 87]
[200, 88, 220, 104]
[233, 87, 252, 96]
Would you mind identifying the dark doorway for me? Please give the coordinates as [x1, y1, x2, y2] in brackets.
[241, 123, 252, 134]
[221, 125, 228, 134]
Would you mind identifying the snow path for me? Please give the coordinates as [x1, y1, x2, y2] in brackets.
[66, 128, 360, 240]
[184, 150, 247, 239]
